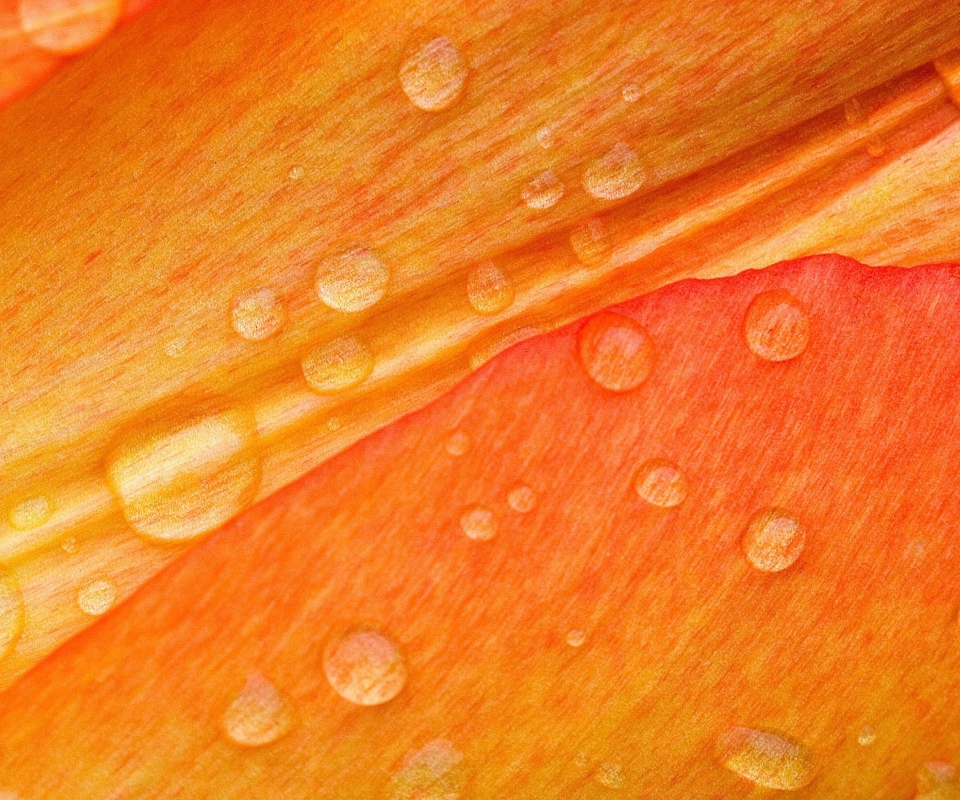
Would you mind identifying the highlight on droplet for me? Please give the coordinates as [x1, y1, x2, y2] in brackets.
[302, 334, 375, 394]
[578, 312, 655, 392]
[222, 672, 296, 747]
[718, 726, 816, 790]
[399, 34, 468, 112]
[323, 628, 407, 706]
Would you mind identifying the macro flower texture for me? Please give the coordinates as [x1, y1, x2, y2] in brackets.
[3, 0, 960, 797]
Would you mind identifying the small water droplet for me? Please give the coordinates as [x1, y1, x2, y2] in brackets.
[19, 0, 122, 54]
[566, 629, 586, 647]
[390, 739, 467, 800]
[460, 504, 497, 541]
[916, 762, 960, 799]
[857, 726, 876, 746]
[843, 97, 866, 126]
[323, 628, 407, 706]
[743, 289, 810, 361]
[742, 508, 806, 573]
[570, 217, 612, 267]
[327, 417, 342, 432]
[718, 727, 816, 791]
[621, 83, 641, 103]
[77, 579, 117, 616]
[574, 752, 589, 768]
[535, 126, 555, 149]
[467, 262, 514, 315]
[302, 335, 374, 394]
[288, 165, 305, 180]
[399, 35, 467, 112]
[8, 495, 52, 530]
[507, 485, 536, 513]
[522, 170, 564, 210]
[316, 248, 389, 313]
[594, 762, 625, 790]
[583, 142, 646, 200]
[444, 430, 471, 457]
[230, 286, 285, 342]
[163, 336, 188, 358]
[866, 137, 887, 158]
[222, 672, 295, 747]
[61, 536, 78, 554]
[634, 459, 687, 508]
[578, 312, 654, 392]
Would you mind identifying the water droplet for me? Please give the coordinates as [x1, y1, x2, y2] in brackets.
[222, 673, 295, 747]
[390, 739, 467, 800]
[570, 217, 612, 267]
[621, 83, 641, 103]
[633, 459, 688, 508]
[843, 97, 866, 126]
[444, 430, 471, 457]
[399, 35, 467, 112]
[302, 335, 374, 394]
[106, 406, 262, 543]
[522, 170, 564, 210]
[916, 762, 960, 799]
[327, 417, 343, 432]
[315, 248, 389, 313]
[535, 126, 554, 149]
[507, 485, 536, 513]
[718, 727, 816, 791]
[857, 726, 876, 746]
[566, 629, 586, 647]
[323, 628, 407, 706]
[77, 579, 117, 616]
[467, 262, 514, 315]
[288, 165, 305, 180]
[742, 508, 806, 573]
[8, 495, 52, 530]
[459, 504, 497, 541]
[578, 312, 654, 392]
[866, 137, 887, 158]
[743, 289, 810, 361]
[583, 142, 646, 200]
[163, 336, 188, 358]
[61, 536, 78, 554]
[230, 286, 285, 342]
[594, 762, 625, 790]
[574, 752, 589, 768]
[0, 575, 23, 659]
[19, 0, 122, 54]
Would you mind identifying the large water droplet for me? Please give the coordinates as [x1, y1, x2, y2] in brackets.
[19, 0, 121, 54]
[594, 763, 626, 790]
[8, 495, 52, 530]
[634, 459, 687, 508]
[578, 312, 654, 392]
[742, 509, 806, 572]
[230, 287, 285, 342]
[522, 170, 564, 210]
[467, 262, 514, 315]
[0, 575, 23, 659]
[444, 430, 471, 457]
[77, 578, 117, 616]
[315, 248, 389, 313]
[390, 739, 467, 800]
[223, 673, 295, 747]
[399, 35, 467, 112]
[323, 628, 407, 706]
[302, 335, 374, 394]
[460, 505, 497, 541]
[583, 142, 646, 200]
[743, 289, 810, 362]
[106, 405, 262, 543]
[718, 727, 816, 791]
[507, 485, 536, 513]
[570, 217, 612, 267]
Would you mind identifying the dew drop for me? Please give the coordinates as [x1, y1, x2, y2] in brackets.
[634, 459, 688, 508]
[467, 262, 514, 315]
[574, 752, 589, 768]
[18, 0, 122, 54]
[507, 485, 536, 513]
[399, 35, 467, 112]
[323, 628, 407, 706]
[315, 248, 389, 313]
[444, 430, 471, 457]
[222, 672, 295, 747]
[230, 286, 285, 342]
[583, 142, 646, 200]
[0, 575, 23, 659]
[459, 504, 497, 541]
[621, 83, 641, 103]
[743, 289, 810, 361]
[390, 739, 467, 800]
[522, 170, 564, 210]
[566, 629, 586, 647]
[77, 578, 117, 616]
[288, 165, 305, 180]
[8, 495, 52, 530]
[163, 336, 188, 358]
[866, 137, 887, 158]
[302, 335, 374, 394]
[916, 762, 960, 799]
[742, 508, 806, 573]
[578, 312, 654, 392]
[718, 727, 816, 791]
[570, 217, 612, 267]
[594, 762, 625, 790]
[535, 126, 555, 149]
[107, 407, 261, 543]
[327, 417, 343, 432]
[61, 536, 78, 554]
[857, 726, 876, 746]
